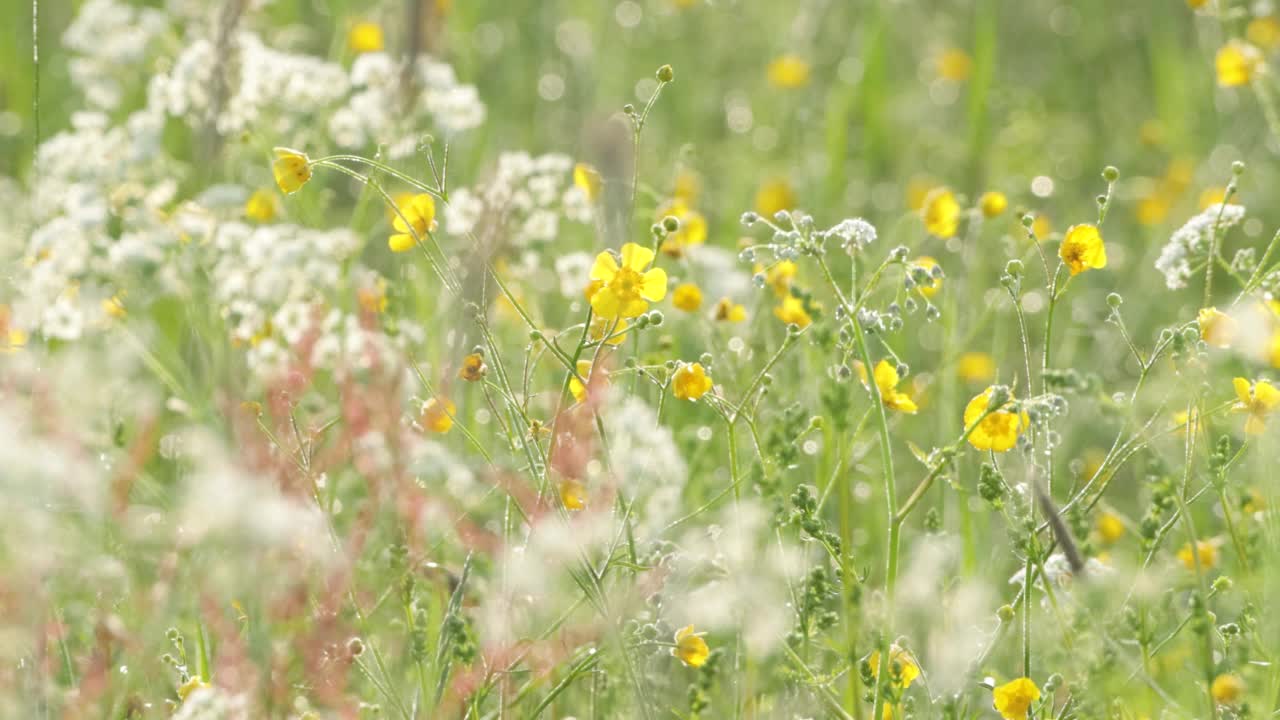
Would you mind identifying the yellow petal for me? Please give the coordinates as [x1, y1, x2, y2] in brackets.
[640, 267, 668, 302]
[620, 242, 655, 271]
[1234, 377, 1253, 405]
[873, 359, 900, 395]
[591, 286, 622, 318]
[1255, 380, 1280, 409]
[590, 251, 619, 281]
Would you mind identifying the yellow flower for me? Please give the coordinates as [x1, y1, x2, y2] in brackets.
[1177, 540, 1218, 571]
[1216, 40, 1263, 87]
[389, 193, 437, 253]
[1095, 512, 1125, 544]
[964, 387, 1029, 453]
[1059, 224, 1107, 275]
[1233, 377, 1280, 434]
[1198, 307, 1237, 348]
[911, 256, 942, 298]
[1134, 193, 1170, 226]
[757, 260, 798, 299]
[1, 326, 27, 353]
[905, 176, 938, 210]
[1173, 408, 1199, 435]
[672, 362, 714, 401]
[1199, 186, 1232, 210]
[922, 187, 960, 238]
[674, 169, 701, 204]
[1211, 673, 1245, 705]
[672, 625, 710, 667]
[178, 677, 211, 701]
[774, 295, 812, 328]
[767, 54, 811, 88]
[272, 147, 312, 195]
[559, 478, 587, 511]
[979, 191, 1008, 218]
[421, 398, 456, 434]
[1269, 331, 1280, 369]
[755, 179, 796, 219]
[1031, 214, 1051, 239]
[657, 199, 708, 257]
[348, 21, 385, 53]
[936, 48, 973, 81]
[1187, 0, 1208, 8]
[573, 162, 602, 203]
[957, 352, 995, 383]
[245, 188, 278, 223]
[1248, 16, 1280, 50]
[672, 283, 704, 312]
[856, 360, 918, 414]
[992, 677, 1041, 720]
[458, 352, 487, 382]
[588, 243, 668, 319]
[714, 297, 747, 323]
[590, 315, 628, 346]
[570, 360, 604, 403]
[867, 644, 921, 688]
[102, 295, 126, 319]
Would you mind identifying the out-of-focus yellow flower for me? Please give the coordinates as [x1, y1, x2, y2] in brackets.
[1030, 214, 1051, 239]
[979, 191, 1008, 218]
[714, 297, 747, 323]
[102, 295, 126, 319]
[1198, 186, 1240, 209]
[922, 187, 960, 238]
[1269, 331, 1280, 368]
[569, 360, 599, 403]
[357, 278, 388, 314]
[756, 260, 798, 299]
[911, 256, 942, 297]
[1248, 16, 1280, 49]
[936, 48, 973, 81]
[767, 54, 811, 88]
[1134, 193, 1170, 226]
[964, 387, 1029, 452]
[1233, 377, 1280, 434]
[1, 325, 26, 353]
[573, 163, 602, 203]
[774, 295, 812, 328]
[868, 644, 921, 688]
[856, 360, 918, 414]
[657, 198, 707, 257]
[958, 352, 995, 383]
[672, 625, 710, 667]
[672, 283, 704, 312]
[559, 478, 586, 510]
[272, 147, 311, 195]
[348, 21, 384, 53]
[672, 362, 714, 401]
[1096, 511, 1125, 544]
[1243, 487, 1266, 514]
[1187, 0, 1209, 8]
[992, 677, 1041, 720]
[1216, 40, 1263, 87]
[1173, 408, 1200, 435]
[421, 397, 456, 434]
[389, 193, 437, 253]
[245, 188, 278, 222]
[674, 169, 701, 204]
[1059, 224, 1107, 275]
[589, 243, 668, 319]
[178, 677, 211, 701]
[1198, 307, 1236, 348]
[1211, 673, 1245, 705]
[755, 179, 796, 219]
[1178, 540, 1218, 571]
[590, 315, 628, 346]
[458, 352, 487, 382]
[1139, 119, 1166, 147]
[906, 176, 938, 210]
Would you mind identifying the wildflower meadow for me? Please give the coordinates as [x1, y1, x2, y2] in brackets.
[8, 0, 1280, 718]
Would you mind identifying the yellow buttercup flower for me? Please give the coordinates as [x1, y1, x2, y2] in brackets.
[673, 169, 701, 204]
[1211, 673, 1245, 705]
[672, 283, 704, 312]
[1216, 40, 1263, 87]
[672, 625, 710, 667]
[672, 362, 714, 401]
[992, 677, 1041, 720]
[559, 478, 587, 511]
[1248, 16, 1280, 50]
[774, 295, 812, 328]
[1095, 511, 1124, 544]
[589, 243, 668, 319]
[1268, 330, 1280, 369]
[755, 179, 796, 219]
[570, 360, 601, 403]
[714, 297, 747, 323]
[102, 295, 126, 319]
[245, 188, 278, 222]
[979, 191, 1008, 218]
[573, 162, 602, 203]
[1233, 377, 1280, 434]
[922, 187, 960, 238]
[1031, 214, 1051, 239]
[421, 398, 456, 434]
[856, 360, 918, 414]
[963, 387, 1029, 452]
[389, 193, 437, 253]
[911, 256, 942, 297]
[867, 644, 921, 688]
[1186, 0, 1208, 8]
[348, 21, 385, 53]
[657, 199, 708, 257]
[590, 315, 628, 346]
[272, 147, 312, 195]
[936, 48, 973, 81]
[957, 352, 995, 383]
[458, 352, 487, 382]
[1199, 186, 1233, 210]
[1134, 192, 1170, 226]
[1059, 224, 1107, 275]
[755, 260, 798, 299]
[357, 278, 388, 315]
[1198, 307, 1236, 348]
[1177, 540, 1218, 571]
[767, 54, 811, 88]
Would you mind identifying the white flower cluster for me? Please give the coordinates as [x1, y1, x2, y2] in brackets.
[1155, 203, 1247, 290]
[603, 397, 689, 539]
[329, 53, 486, 157]
[63, 0, 170, 110]
[826, 217, 878, 253]
[444, 152, 593, 245]
[172, 686, 251, 720]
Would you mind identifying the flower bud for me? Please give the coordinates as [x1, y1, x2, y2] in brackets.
[656, 64, 675, 83]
